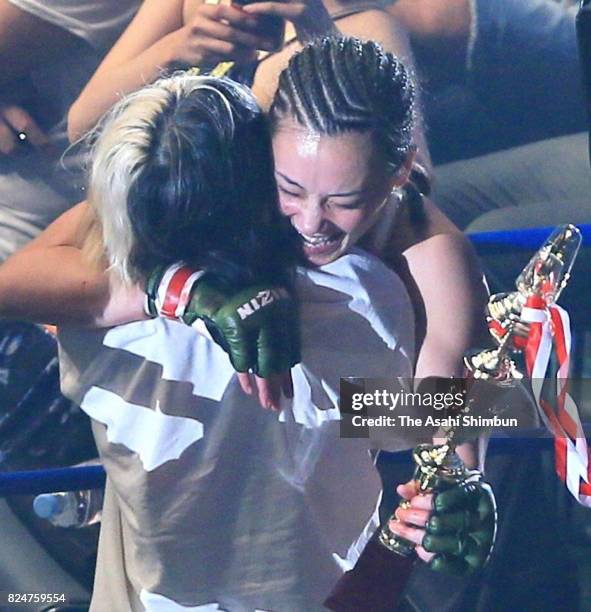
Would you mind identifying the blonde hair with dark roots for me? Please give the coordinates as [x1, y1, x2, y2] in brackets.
[83, 74, 301, 288]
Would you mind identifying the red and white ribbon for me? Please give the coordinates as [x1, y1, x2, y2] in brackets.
[521, 295, 591, 507]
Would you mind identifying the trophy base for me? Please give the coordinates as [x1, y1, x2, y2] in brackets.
[324, 535, 415, 612]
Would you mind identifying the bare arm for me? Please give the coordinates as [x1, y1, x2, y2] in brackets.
[0, 203, 144, 326]
[0, 204, 290, 409]
[405, 232, 488, 379]
[406, 224, 488, 469]
[67, 0, 184, 140]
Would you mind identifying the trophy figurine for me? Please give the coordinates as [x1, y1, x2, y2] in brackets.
[377, 442, 481, 558]
[325, 224, 581, 612]
[465, 223, 581, 384]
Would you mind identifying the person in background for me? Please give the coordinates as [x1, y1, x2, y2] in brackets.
[388, 0, 591, 237]
[0, 0, 140, 262]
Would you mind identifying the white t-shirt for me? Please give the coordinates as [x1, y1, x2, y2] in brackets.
[59, 252, 415, 611]
[7, 0, 140, 49]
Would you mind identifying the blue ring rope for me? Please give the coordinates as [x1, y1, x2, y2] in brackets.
[468, 224, 591, 251]
[1, 434, 587, 496]
[0, 465, 105, 497]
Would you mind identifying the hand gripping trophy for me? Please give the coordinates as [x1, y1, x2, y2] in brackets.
[325, 224, 582, 611]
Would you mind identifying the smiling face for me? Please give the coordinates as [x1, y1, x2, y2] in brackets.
[272, 120, 402, 266]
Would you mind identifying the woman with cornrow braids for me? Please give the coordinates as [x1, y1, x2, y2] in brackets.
[268, 37, 487, 381]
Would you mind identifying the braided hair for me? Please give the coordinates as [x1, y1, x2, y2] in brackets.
[270, 37, 429, 222]
[270, 37, 415, 171]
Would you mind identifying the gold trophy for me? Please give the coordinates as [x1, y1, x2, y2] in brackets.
[378, 443, 478, 557]
[378, 224, 582, 561]
[326, 224, 582, 611]
[465, 223, 581, 383]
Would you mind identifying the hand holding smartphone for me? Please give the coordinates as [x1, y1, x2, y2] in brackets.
[232, 0, 286, 52]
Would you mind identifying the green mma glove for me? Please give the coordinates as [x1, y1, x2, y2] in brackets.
[424, 474, 497, 576]
[145, 263, 300, 377]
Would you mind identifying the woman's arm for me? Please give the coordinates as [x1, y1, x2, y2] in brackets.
[67, 0, 271, 140]
[384, 199, 489, 469]
[67, 0, 182, 140]
[0, 205, 295, 409]
[0, 202, 145, 326]
[387, 197, 489, 378]
[405, 231, 488, 378]
[407, 209, 489, 469]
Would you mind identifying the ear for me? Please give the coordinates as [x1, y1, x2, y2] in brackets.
[391, 148, 417, 188]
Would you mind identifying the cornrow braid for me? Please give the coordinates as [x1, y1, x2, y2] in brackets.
[270, 36, 416, 172]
